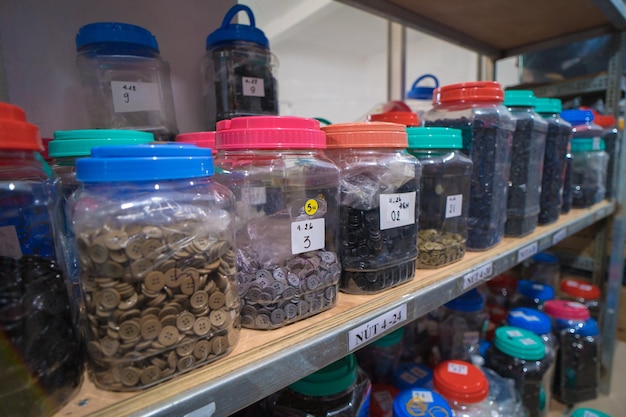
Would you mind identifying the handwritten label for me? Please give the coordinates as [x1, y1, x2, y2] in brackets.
[447, 362, 468, 375]
[552, 228, 567, 245]
[291, 218, 325, 255]
[242, 77, 265, 97]
[411, 390, 434, 403]
[445, 194, 463, 218]
[0, 226, 22, 259]
[111, 81, 160, 113]
[379, 192, 416, 230]
[518, 242, 538, 262]
[241, 187, 267, 205]
[348, 304, 407, 351]
[462, 263, 493, 289]
[184, 402, 216, 417]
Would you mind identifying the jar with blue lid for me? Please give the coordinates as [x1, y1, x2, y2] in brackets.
[393, 362, 433, 391]
[523, 252, 561, 290]
[510, 279, 554, 310]
[75, 22, 178, 141]
[406, 127, 472, 269]
[393, 388, 453, 417]
[404, 74, 439, 120]
[356, 328, 404, 385]
[203, 5, 279, 130]
[70, 144, 238, 391]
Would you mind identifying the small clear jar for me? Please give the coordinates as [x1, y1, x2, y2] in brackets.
[484, 273, 518, 328]
[405, 74, 439, 120]
[393, 388, 453, 417]
[523, 252, 561, 289]
[510, 280, 554, 310]
[75, 22, 178, 141]
[407, 127, 472, 268]
[272, 354, 372, 417]
[559, 278, 601, 323]
[323, 122, 420, 294]
[356, 328, 404, 384]
[433, 360, 494, 417]
[70, 144, 238, 391]
[393, 362, 433, 391]
[214, 116, 341, 329]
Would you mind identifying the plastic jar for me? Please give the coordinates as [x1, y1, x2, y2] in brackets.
[524, 252, 561, 289]
[323, 122, 420, 294]
[407, 127, 472, 268]
[424, 81, 515, 250]
[176, 131, 217, 155]
[203, 5, 278, 130]
[534, 98, 571, 224]
[433, 360, 493, 417]
[370, 384, 399, 417]
[214, 116, 341, 329]
[503, 90, 548, 236]
[369, 111, 420, 127]
[273, 354, 372, 417]
[571, 408, 611, 417]
[593, 112, 618, 198]
[485, 273, 518, 327]
[560, 278, 601, 322]
[510, 280, 554, 310]
[70, 144, 238, 390]
[405, 74, 439, 120]
[393, 362, 433, 391]
[482, 367, 526, 417]
[401, 315, 430, 363]
[356, 328, 404, 385]
[75, 22, 178, 141]
[393, 388, 453, 417]
[0, 103, 83, 416]
[562, 145, 574, 213]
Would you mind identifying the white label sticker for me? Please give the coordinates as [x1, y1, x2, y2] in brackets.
[242, 77, 265, 97]
[580, 284, 593, 291]
[240, 187, 267, 205]
[291, 218, 325, 255]
[184, 402, 216, 417]
[348, 304, 407, 351]
[111, 81, 161, 113]
[520, 337, 538, 346]
[509, 310, 540, 321]
[506, 329, 524, 338]
[447, 362, 468, 375]
[592, 137, 601, 150]
[0, 225, 22, 259]
[583, 411, 600, 417]
[566, 280, 580, 288]
[411, 390, 434, 403]
[568, 302, 586, 309]
[463, 263, 493, 289]
[379, 192, 416, 230]
[552, 228, 567, 245]
[518, 242, 539, 262]
[445, 194, 463, 218]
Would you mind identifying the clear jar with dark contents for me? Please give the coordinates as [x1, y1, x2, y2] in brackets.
[510, 279, 554, 311]
[562, 146, 574, 214]
[593, 113, 618, 198]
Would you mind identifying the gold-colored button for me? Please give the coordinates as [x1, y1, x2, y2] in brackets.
[208, 292, 225, 310]
[158, 325, 180, 347]
[109, 250, 128, 264]
[180, 276, 196, 295]
[193, 340, 211, 361]
[101, 261, 125, 278]
[125, 238, 143, 260]
[100, 337, 120, 357]
[176, 355, 196, 372]
[141, 239, 162, 258]
[118, 292, 138, 311]
[99, 288, 121, 309]
[176, 337, 195, 356]
[142, 225, 163, 239]
[120, 366, 141, 387]
[104, 230, 129, 250]
[119, 319, 141, 341]
[89, 243, 109, 264]
[164, 268, 182, 288]
[209, 309, 227, 327]
[141, 317, 162, 340]
[211, 336, 227, 355]
[160, 314, 178, 328]
[140, 365, 162, 386]
[144, 271, 165, 292]
[190, 291, 209, 310]
[192, 236, 211, 253]
[192, 316, 211, 336]
[176, 312, 195, 332]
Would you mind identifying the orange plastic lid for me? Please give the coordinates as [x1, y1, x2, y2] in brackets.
[0, 102, 43, 151]
[433, 360, 488, 404]
[435, 81, 504, 105]
[322, 122, 408, 148]
[369, 111, 420, 127]
[593, 114, 616, 128]
[560, 278, 601, 300]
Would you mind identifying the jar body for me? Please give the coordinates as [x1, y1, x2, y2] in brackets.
[356, 339, 403, 385]
[523, 253, 560, 290]
[438, 306, 488, 362]
[571, 147, 608, 208]
[407, 149, 471, 268]
[51, 158, 80, 280]
[561, 153, 573, 213]
[214, 149, 340, 328]
[603, 127, 618, 198]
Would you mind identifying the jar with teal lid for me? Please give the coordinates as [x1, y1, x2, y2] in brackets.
[392, 388, 453, 417]
[69, 144, 238, 391]
[571, 408, 611, 417]
[273, 354, 372, 417]
[406, 127, 472, 268]
[356, 328, 404, 384]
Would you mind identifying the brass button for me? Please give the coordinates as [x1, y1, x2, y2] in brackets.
[141, 239, 162, 258]
[144, 271, 166, 292]
[193, 340, 211, 361]
[193, 317, 211, 336]
[176, 337, 196, 356]
[209, 309, 227, 327]
[190, 291, 209, 310]
[120, 366, 141, 387]
[89, 242, 109, 264]
[208, 291, 225, 310]
[99, 288, 121, 309]
[141, 317, 162, 340]
[180, 276, 196, 295]
[177, 355, 196, 372]
[104, 230, 129, 250]
[140, 365, 162, 386]
[158, 325, 180, 347]
[100, 337, 120, 357]
[124, 238, 143, 260]
[119, 319, 141, 341]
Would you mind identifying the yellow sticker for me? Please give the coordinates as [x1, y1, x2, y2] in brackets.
[304, 199, 318, 216]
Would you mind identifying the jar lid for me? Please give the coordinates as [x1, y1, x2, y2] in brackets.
[206, 4, 269, 49]
[76, 144, 213, 182]
[76, 22, 159, 52]
[560, 109, 594, 125]
[535, 98, 563, 114]
[393, 362, 433, 391]
[531, 251, 559, 264]
[393, 388, 453, 417]
[433, 360, 488, 404]
[369, 111, 420, 127]
[216, 116, 325, 150]
[517, 280, 555, 302]
[50, 129, 154, 158]
[544, 300, 590, 321]
[176, 131, 216, 154]
[593, 113, 616, 128]
[494, 326, 545, 360]
[322, 122, 408, 148]
[435, 81, 504, 105]
[571, 408, 611, 417]
[571, 137, 606, 151]
[0, 102, 43, 151]
[560, 278, 601, 300]
[373, 328, 405, 347]
[507, 307, 552, 335]
[504, 90, 536, 107]
[444, 288, 484, 312]
[289, 354, 357, 397]
[406, 127, 462, 149]
[406, 74, 439, 100]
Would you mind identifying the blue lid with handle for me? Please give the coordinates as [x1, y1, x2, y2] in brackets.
[406, 74, 439, 100]
[76, 22, 160, 52]
[206, 5, 269, 49]
[560, 109, 594, 126]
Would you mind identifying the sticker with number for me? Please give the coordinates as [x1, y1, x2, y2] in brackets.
[506, 329, 524, 338]
[111, 81, 161, 113]
[411, 390, 434, 403]
[348, 304, 407, 351]
[447, 362, 468, 375]
[592, 137, 601, 150]
[379, 192, 416, 230]
[291, 218, 325, 255]
[241, 187, 267, 205]
[580, 284, 593, 291]
[445, 194, 463, 218]
[0, 225, 22, 259]
[242, 77, 265, 97]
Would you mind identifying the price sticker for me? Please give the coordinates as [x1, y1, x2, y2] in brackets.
[242, 77, 265, 97]
[552, 228, 567, 245]
[411, 390, 434, 403]
[111, 81, 160, 113]
[580, 284, 593, 291]
[568, 302, 586, 309]
[241, 187, 267, 205]
[0, 226, 22, 259]
[566, 280, 579, 288]
[447, 362, 468, 375]
[291, 218, 325, 255]
[348, 304, 407, 351]
[583, 411, 600, 417]
[520, 338, 538, 346]
[506, 329, 524, 338]
[445, 194, 463, 218]
[379, 192, 416, 230]
[462, 263, 493, 289]
[517, 242, 538, 262]
[509, 310, 540, 321]
[592, 137, 601, 150]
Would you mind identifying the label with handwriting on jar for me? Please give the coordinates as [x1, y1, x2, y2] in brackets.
[111, 81, 160, 113]
[447, 362, 468, 375]
[380, 192, 416, 230]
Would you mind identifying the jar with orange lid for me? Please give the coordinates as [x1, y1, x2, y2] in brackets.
[322, 122, 421, 294]
[368, 111, 420, 127]
[560, 278, 601, 321]
[433, 360, 495, 417]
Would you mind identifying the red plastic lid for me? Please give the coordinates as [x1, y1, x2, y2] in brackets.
[544, 300, 590, 321]
[435, 81, 504, 106]
[176, 131, 217, 154]
[560, 279, 601, 300]
[322, 122, 408, 148]
[369, 111, 420, 127]
[486, 273, 518, 295]
[370, 383, 400, 417]
[0, 102, 43, 151]
[433, 360, 488, 404]
[215, 116, 326, 150]
[592, 114, 616, 128]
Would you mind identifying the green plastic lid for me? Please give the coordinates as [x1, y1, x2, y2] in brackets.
[493, 326, 545, 360]
[535, 98, 562, 114]
[373, 328, 405, 347]
[504, 90, 536, 107]
[50, 129, 154, 158]
[571, 408, 611, 417]
[571, 137, 605, 152]
[406, 127, 462, 149]
[289, 354, 358, 396]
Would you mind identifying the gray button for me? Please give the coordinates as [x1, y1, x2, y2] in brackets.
[270, 309, 286, 325]
[254, 314, 271, 329]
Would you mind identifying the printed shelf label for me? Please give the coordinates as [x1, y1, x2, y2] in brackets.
[462, 263, 493, 289]
[348, 304, 407, 351]
[518, 242, 538, 262]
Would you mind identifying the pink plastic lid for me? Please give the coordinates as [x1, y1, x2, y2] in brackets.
[176, 131, 217, 154]
[544, 300, 590, 321]
[215, 116, 326, 150]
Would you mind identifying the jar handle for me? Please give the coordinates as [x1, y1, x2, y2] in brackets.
[410, 74, 439, 90]
[221, 4, 257, 29]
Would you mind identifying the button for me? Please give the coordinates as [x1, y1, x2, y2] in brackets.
[193, 340, 211, 361]
[224, 290, 238, 309]
[164, 268, 182, 288]
[89, 243, 109, 264]
[306, 275, 320, 291]
[141, 317, 162, 340]
[319, 251, 337, 264]
[141, 239, 162, 258]
[167, 350, 178, 369]
[176, 337, 195, 356]
[109, 250, 128, 264]
[211, 336, 228, 355]
[119, 319, 141, 340]
[99, 288, 121, 309]
[190, 291, 209, 310]
[118, 292, 138, 311]
[158, 325, 180, 347]
[177, 355, 196, 372]
[209, 309, 227, 327]
[124, 238, 143, 260]
[254, 314, 271, 329]
[287, 273, 300, 287]
[104, 230, 129, 251]
[272, 268, 287, 281]
[270, 280, 285, 295]
[270, 309, 286, 325]
[144, 271, 166, 292]
[284, 303, 298, 319]
[192, 236, 211, 253]
[142, 225, 163, 239]
[282, 286, 297, 300]
[120, 366, 141, 387]
[87, 341, 104, 360]
[140, 365, 162, 386]
[101, 261, 125, 278]
[131, 259, 152, 278]
[208, 291, 225, 310]
[193, 316, 211, 336]
[180, 276, 196, 295]
[176, 312, 195, 332]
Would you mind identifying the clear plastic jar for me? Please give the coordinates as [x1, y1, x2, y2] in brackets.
[433, 360, 494, 417]
[175, 131, 217, 155]
[323, 122, 420, 294]
[214, 116, 340, 329]
[559, 278, 601, 323]
[405, 74, 439, 120]
[401, 315, 430, 364]
[407, 127, 472, 268]
[203, 5, 279, 130]
[562, 148, 574, 214]
[424, 81, 515, 250]
[75, 22, 178, 141]
[273, 354, 372, 417]
[482, 367, 526, 417]
[523, 252, 561, 289]
[70, 144, 238, 390]
[370, 384, 399, 417]
[356, 328, 404, 384]
[393, 362, 433, 391]
[534, 98, 571, 224]
[393, 388, 453, 417]
[0, 103, 83, 416]
[594, 113, 618, 199]
[484, 273, 518, 328]
[503, 90, 548, 236]
[510, 279, 554, 310]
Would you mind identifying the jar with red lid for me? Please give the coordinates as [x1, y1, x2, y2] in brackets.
[176, 131, 217, 155]
[368, 111, 420, 127]
[559, 278, 601, 321]
[592, 111, 618, 198]
[424, 81, 515, 250]
[433, 360, 495, 416]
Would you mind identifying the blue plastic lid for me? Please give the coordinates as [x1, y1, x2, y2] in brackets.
[393, 363, 433, 391]
[531, 252, 559, 264]
[406, 74, 439, 100]
[556, 318, 600, 336]
[507, 307, 552, 335]
[76, 22, 159, 52]
[560, 109, 594, 126]
[517, 280, 555, 302]
[393, 389, 453, 417]
[76, 144, 214, 182]
[444, 288, 484, 312]
[206, 5, 269, 49]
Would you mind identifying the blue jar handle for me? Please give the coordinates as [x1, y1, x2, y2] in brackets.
[410, 74, 439, 90]
[221, 4, 256, 29]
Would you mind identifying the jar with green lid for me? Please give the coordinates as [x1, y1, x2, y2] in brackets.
[272, 354, 372, 417]
[406, 127, 472, 268]
[355, 328, 404, 385]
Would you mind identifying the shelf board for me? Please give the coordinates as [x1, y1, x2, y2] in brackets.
[54, 201, 615, 417]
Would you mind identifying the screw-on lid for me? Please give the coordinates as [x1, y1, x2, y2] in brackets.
[560, 109, 594, 126]
[444, 288, 484, 312]
[544, 300, 590, 321]
[560, 278, 601, 300]
[0, 102, 43, 151]
[507, 307, 552, 335]
[393, 388, 453, 417]
[323, 122, 408, 148]
[593, 113, 616, 128]
[76, 22, 159, 52]
[435, 81, 504, 106]
[554, 317, 599, 336]
[369, 111, 420, 127]
[206, 4, 269, 49]
[289, 354, 358, 397]
[535, 98, 563, 114]
[373, 328, 405, 347]
[176, 131, 217, 154]
[76, 144, 213, 182]
[571, 137, 606, 152]
[406, 74, 439, 100]
[504, 90, 536, 107]
[393, 362, 433, 391]
[50, 129, 153, 158]
[406, 127, 462, 149]
[571, 408, 611, 417]
[494, 326, 546, 360]
[517, 280, 555, 302]
[433, 360, 488, 404]
[531, 251, 559, 265]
